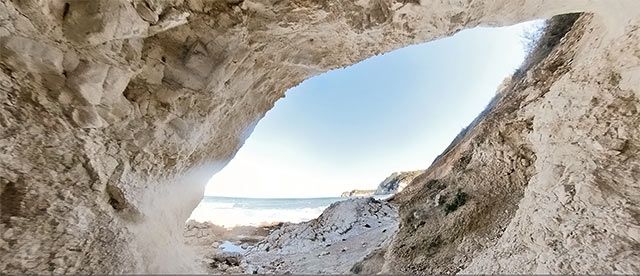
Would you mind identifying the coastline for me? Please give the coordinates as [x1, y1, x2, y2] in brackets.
[183, 197, 398, 274]
[189, 196, 347, 228]
[184, 220, 283, 273]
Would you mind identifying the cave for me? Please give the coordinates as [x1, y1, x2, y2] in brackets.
[1, 0, 640, 274]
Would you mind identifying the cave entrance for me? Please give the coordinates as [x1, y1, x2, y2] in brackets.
[189, 20, 543, 226]
[184, 19, 545, 272]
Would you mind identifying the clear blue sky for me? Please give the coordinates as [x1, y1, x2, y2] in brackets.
[205, 21, 542, 198]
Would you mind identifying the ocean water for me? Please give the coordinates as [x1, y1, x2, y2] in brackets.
[188, 196, 349, 227]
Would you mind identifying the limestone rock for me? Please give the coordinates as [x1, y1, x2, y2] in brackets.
[186, 0, 204, 12]
[244, 198, 398, 274]
[0, 35, 64, 88]
[0, 36, 63, 75]
[63, 0, 149, 46]
[66, 61, 134, 106]
[340, 189, 376, 197]
[134, 0, 160, 24]
[374, 169, 425, 195]
[148, 8, 190, 36]
[66, 61, 110, 105]
[1, 0, 640, 274]
[71, 106, 104, 128]
[361, 14, 640, 275]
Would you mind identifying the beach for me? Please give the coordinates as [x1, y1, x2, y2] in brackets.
[189, 196, 349, 227]
[184, 197, 398, 274]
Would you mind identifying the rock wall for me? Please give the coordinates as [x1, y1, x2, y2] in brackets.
[1, 0, 639, 273]
[462, 13, 640, 273]
[371, 12, 640, 274]
[340, 189, 376, 197]
[374, 170, 424, 195]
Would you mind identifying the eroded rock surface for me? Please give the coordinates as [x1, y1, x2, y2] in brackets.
[183, 220, 276, 273]
[1, 0, 639, 273]
[244, 198, 398, 274]
[362, 13, 640, 274]
[374, 169, 425, 195]
[341, 170, 425, 197]
[340, 189, 376, 197]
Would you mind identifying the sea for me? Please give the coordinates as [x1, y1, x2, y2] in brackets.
[188, 196, 349, 227]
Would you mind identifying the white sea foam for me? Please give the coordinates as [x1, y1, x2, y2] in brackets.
[189, 197, 346, 227]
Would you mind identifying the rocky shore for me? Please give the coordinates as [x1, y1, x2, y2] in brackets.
[183, 220, 281, 274]
[184, 197, 398, 274]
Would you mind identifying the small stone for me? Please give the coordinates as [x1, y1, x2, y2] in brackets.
[66, 61, 109, 105]
[226, 266, 244, 274]
[51, 257, 65, 268]
[101, 66, 134, 105]
[226, 256, 239, 266]
[187, 0, 204, 12]
[134, 0, 159, 24]
[434, 193, 445, 206]
[318, 251, 330, 257]
[71, 106, 104, 128]
[148, 8, 190, 36]
[3, 228, 15, 240]
[62, 50, 80, 73]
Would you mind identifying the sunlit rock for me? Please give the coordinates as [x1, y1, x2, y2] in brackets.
[0, 0, 639, 274]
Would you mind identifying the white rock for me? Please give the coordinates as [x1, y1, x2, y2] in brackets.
[71, 106, 104, 128]
[0, 36, 64, 76]
[66, 61, 109, 105]
[148, 8, 190, 36]
[244, 198, 398, 274]
[63, 0, 149, 46]
[67, 61, 134, 106]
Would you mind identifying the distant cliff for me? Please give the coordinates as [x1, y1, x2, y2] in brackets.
[340, 189, 376, 197]
[340, 170, 424, 197]
[374, 170, 425, 195]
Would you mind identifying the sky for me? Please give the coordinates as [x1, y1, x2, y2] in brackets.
[204, 21, 543, 198]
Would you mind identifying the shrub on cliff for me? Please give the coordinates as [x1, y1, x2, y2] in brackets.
[443, 189, 467, 215]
